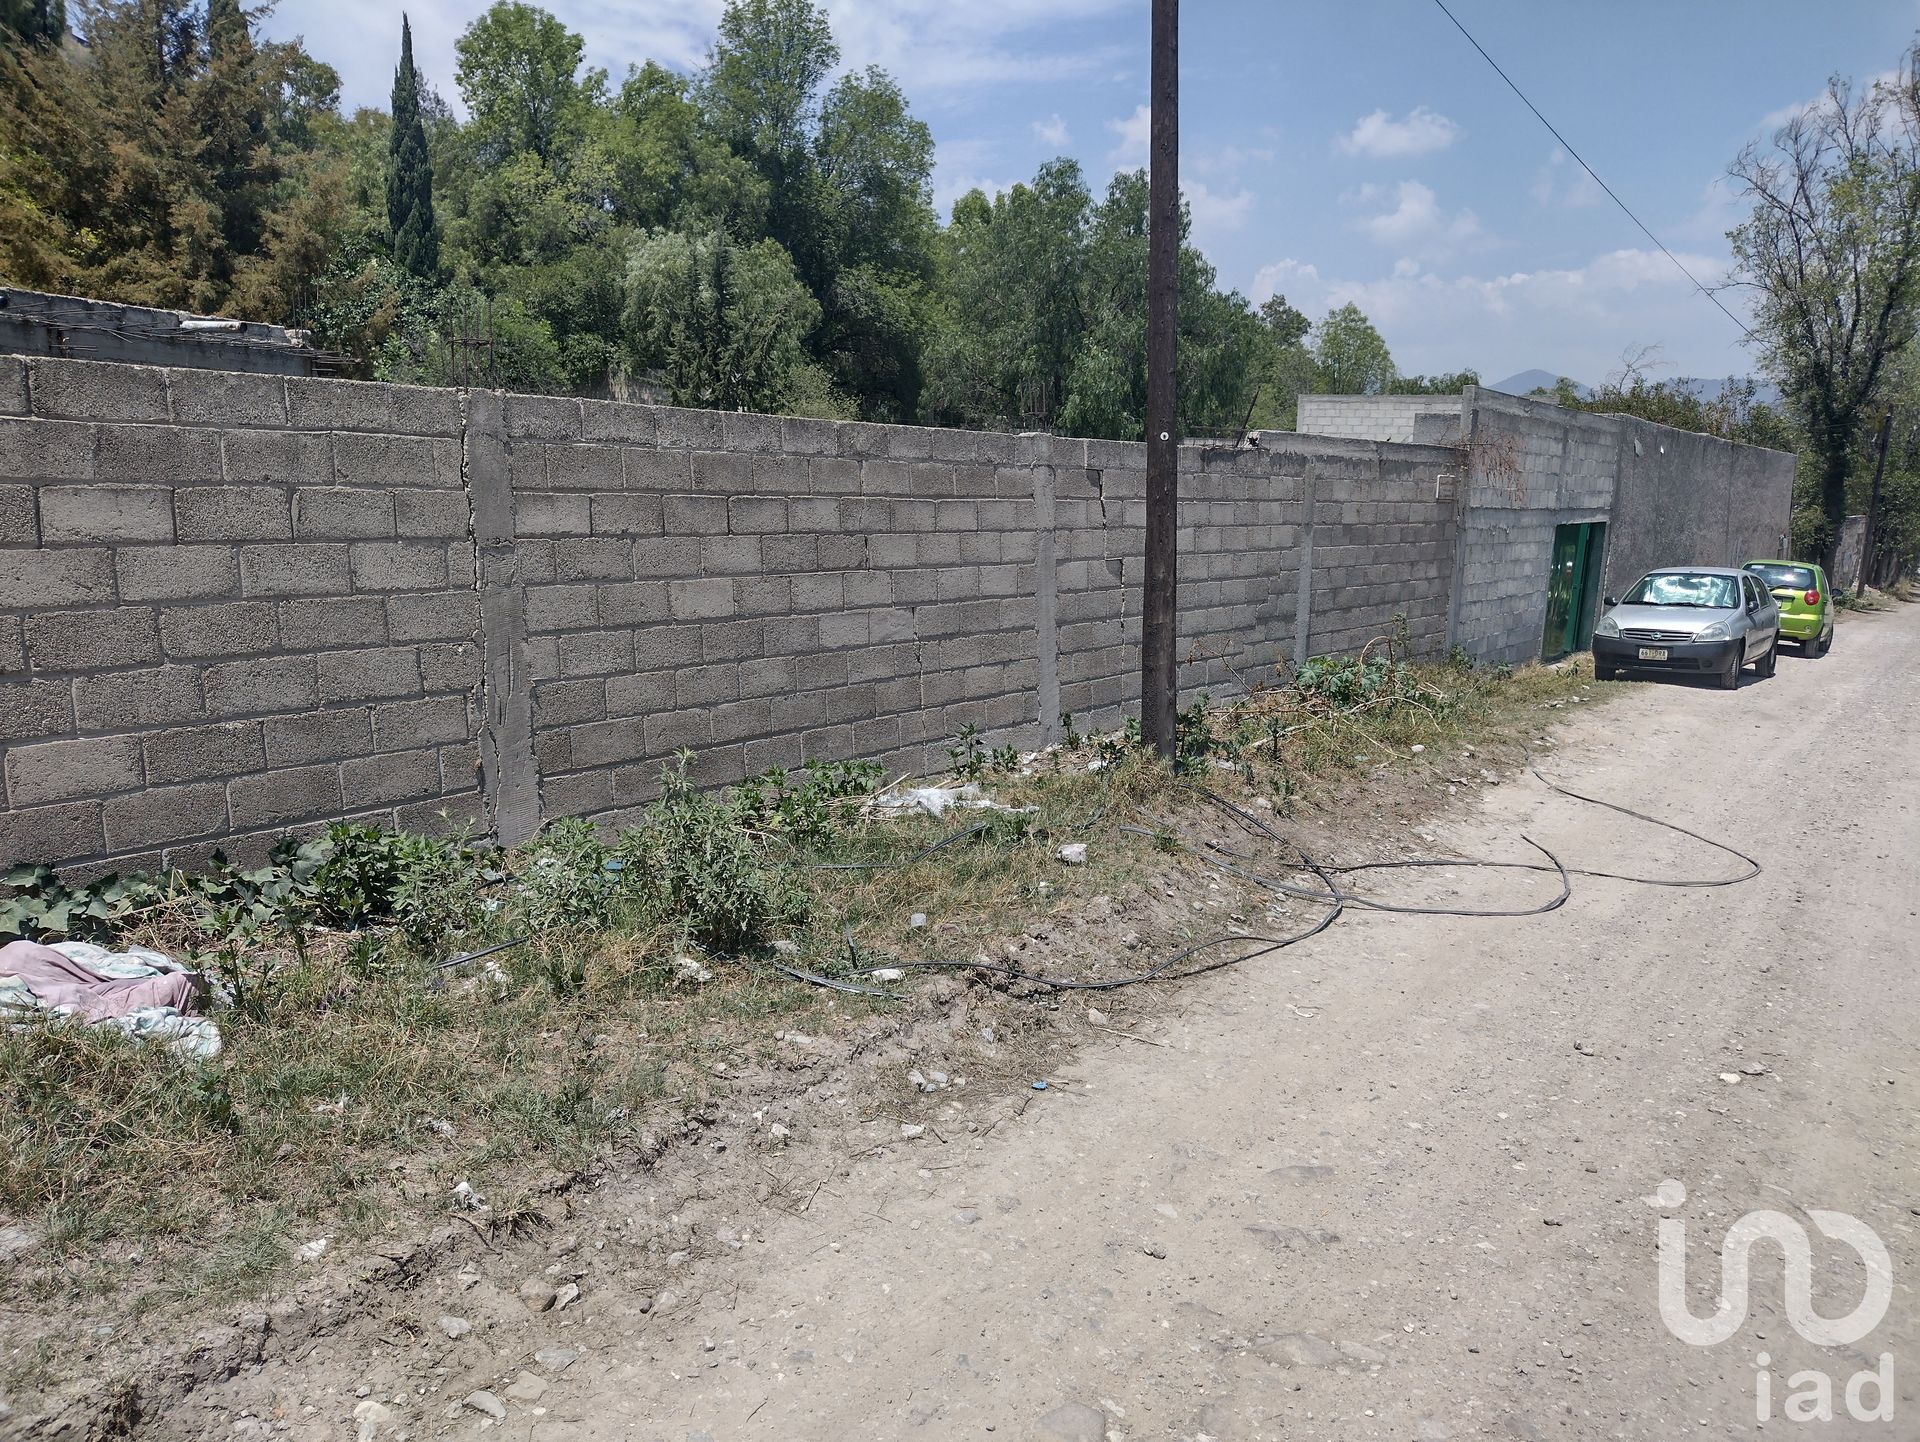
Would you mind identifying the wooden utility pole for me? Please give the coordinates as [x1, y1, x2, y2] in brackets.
[1858, 405, 1892, 598]
[1140, 0, 1179, 759]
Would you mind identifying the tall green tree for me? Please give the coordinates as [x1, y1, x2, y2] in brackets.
[454, 0, 600, 164]
[1, 0, 63, 45]
[387, 14, 438, 279]
[1730, 47, 1920, 572]
[1311, 304, 1396, 395]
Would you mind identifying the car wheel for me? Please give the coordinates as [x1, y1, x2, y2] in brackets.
[1718, 649, 1742, 690]
[1757, 637, 1778, 679]
[1818, 628, 1833, 657]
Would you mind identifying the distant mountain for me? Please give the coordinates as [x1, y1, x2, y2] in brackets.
[1487, 369, 1780, 408]
[1489, 369, 1589, 399]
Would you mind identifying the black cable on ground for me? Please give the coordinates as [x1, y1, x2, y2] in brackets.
[768, 769, 1756, 1000]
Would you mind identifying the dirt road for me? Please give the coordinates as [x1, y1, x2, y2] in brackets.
[190, 609, 1919, 1442]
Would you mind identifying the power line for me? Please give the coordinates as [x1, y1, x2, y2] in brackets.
[1428, 0, 1753, 340]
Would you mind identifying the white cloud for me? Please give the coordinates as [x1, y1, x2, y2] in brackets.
[1107, 103, 1150, 168]
[1250, 247, 1752, 385]
[1530, 147, 1602, 209]
[1185, 178, 1255, 254]
[1033, 114, 1072, 148]
[261, 0, 1130, 114]
[1347, 180, 1484, 259]
[1336, 105, 1462, 159]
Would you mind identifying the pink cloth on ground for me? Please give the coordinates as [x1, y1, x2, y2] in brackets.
[0, 939, 202, 1019]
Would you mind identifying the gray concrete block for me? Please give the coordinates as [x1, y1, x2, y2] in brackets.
[0, 483, 32, 545]
[6, 734, 142, 805]
[176, 486, 292, 542]
[239, 542, 351, 597]
[229, 762, 343, 828]
[276, 595, 388, 650]
[332, 431, 457, 489]
[285, 376, 462, 436]
[388, 592, 478, 642]
[0, 798, 103, 866]
[317, 647, 422, 702]
[72, 665, 203, 731]
[371, 694, 470, 749]
[263, 708, 373, 766]
[503, 395, 583, 441]
[349, 541, 448, 592]
[156, 600, 275, 658]
[24, 608, 159, 671]
[29, 359, 171, 423]
[395, 488, 469, 538]
[115, 545, 239, 602]
[96, 423, 221, 483]
[591, 494, 663, 536]
[222, 428, 331, 486]
[0, 418, 95, 481]
[142, 720, 266, 784]
[669, 577, 736, 619]
[39, 483, 173, 543]
[167, 370, 288, 429]
[203, 655, 319, 716]
[0, 677, 71, 740]
[295, 487, 396, 538]
[342, 747, 441, 806]
[102, 781, 229, 850]
[0, 548, 116, 609]
[0, 356, 25, 416]
[543, 444, 623, 490]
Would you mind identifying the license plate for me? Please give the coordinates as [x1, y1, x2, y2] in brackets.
[1637, 646, 1669, 661]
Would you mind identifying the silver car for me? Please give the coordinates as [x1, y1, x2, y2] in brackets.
[1591, 566, 1781, 690]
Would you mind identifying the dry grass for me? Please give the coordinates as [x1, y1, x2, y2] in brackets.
[0, 647, 1612, 1349]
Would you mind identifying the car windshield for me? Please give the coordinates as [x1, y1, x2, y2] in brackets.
[1622, 572, 1739, 609]
[1747, 563, 1815, 592]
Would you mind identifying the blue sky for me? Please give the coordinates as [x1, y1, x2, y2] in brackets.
[261, 0, 1920, 387]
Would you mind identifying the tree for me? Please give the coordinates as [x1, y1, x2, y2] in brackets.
[1729, 47, 1920, 572]
[1, 0, 64, 45]
[454, 1, 599, 164]
[387, 14, 439, 279]
[1244, 294, 1314, 430]
[1311, 303, 1396, 394]
[623, 229, 824, 413]
[1387, 369, 1479, 395]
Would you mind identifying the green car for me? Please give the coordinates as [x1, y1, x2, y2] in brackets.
[1743, 559, 1835, 656]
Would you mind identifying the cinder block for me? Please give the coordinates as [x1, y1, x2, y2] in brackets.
[348, 541, 447, 592]
[176, 486, 292, 542]
[5, 734, 142, 805]
[654, 407, 723, 451]
[96, 424, 221, 483]
[729, 496, 788, 533]
[140, 721, 263, 791]
[557, 630, 632, 676]
[581, 399, 656, 444]
[417, 642, 480, 691]
[591, 494, 663, 536]
[699, 536, 762, 574]
[0, 418, 95, 481]
[228, 763, 343, 828]
[221, 428, 331, 486]
[317, 646, 422, 702]
[553, 538, 631, 581]
[342, 748, 441, 806]
[72, 664, 204, 730]
[523, 583, 599, 632]
[0, 677, 71, 740]
[503, 395, 583, 441]
[263, 708, 373, 766]
[0, 549, 116, 609]
[295, 487, 396, 538]
[0, 484, 32, 544]
[167, 370, 288, 429]
[29, 359, 170, 423]
[115, 545, 239, 602]
[387, 592, 477, 642]
[24, 608, 159, 671]
[370, 694, 469, 749]
[239, 542, 351, 596]
[203, 656, 318, 716]
[0, 356, 25, 416]
[669, 577, 735, 619]
[0, 798, 103, 866]
[332, 431, 456, 488]
[285, 376, 462, 437]
[691, 451, 754, 493]
[158, 600, 276, 658]
[395, 488, 469, 538]
[514, 491, 592, 537]
[37, 484, 171, 543]
[592, 581, 665, 627]
[622, 446, 692, 490]
[277, 595, 387, 650]
[102, 781, 230, 850]
[664, 494, 728, 534]
[543, 444, 623, 490]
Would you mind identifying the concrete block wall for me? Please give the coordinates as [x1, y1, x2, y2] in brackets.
[1296, 394, 1465, 445]
[0, 356, 484, 873]
[0, 354, 1477, 873]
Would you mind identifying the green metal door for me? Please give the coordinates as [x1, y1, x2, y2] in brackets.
[1542, 522, 1607, 661]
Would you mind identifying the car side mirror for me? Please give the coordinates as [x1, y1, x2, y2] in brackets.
[1602, 596, 1617, 608]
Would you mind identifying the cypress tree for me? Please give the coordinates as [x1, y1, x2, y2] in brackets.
[0, 0, 67, 48]
[387, 14, 439, 280]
